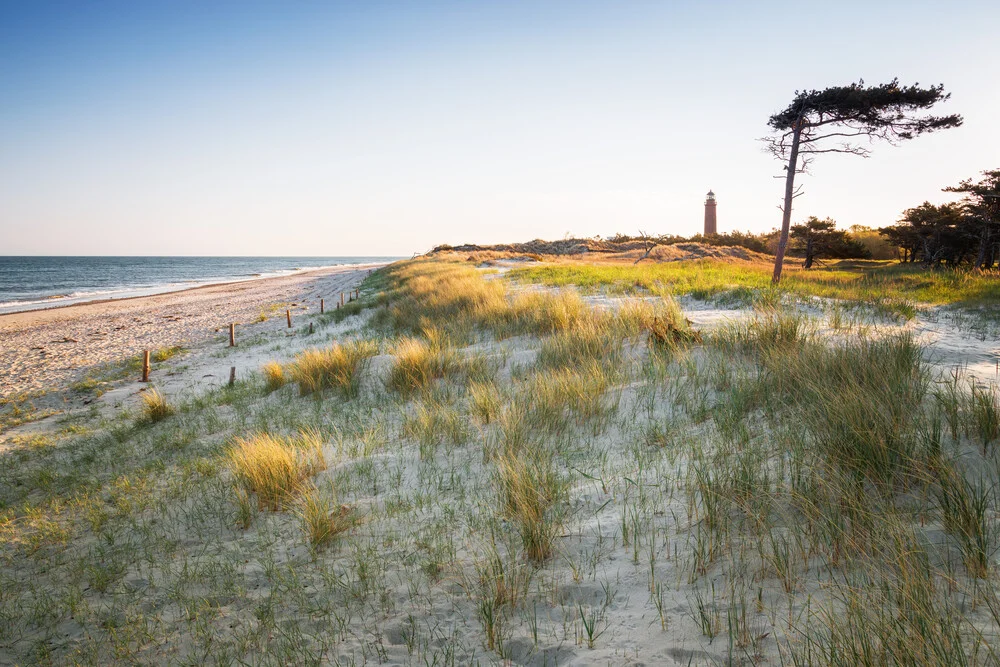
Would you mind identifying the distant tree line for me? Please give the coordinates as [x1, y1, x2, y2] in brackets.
[610, 222, 888, 267]
[878, 169, 1000, 268]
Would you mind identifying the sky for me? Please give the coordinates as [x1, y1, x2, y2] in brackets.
[1, 1, 997, 256]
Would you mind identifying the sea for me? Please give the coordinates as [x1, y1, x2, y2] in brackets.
[0, 256, 401, 314]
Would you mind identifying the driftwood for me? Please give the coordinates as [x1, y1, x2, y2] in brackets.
[633, 230, 659, 265]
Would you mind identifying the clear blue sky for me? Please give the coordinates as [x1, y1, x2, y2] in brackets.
[1, 1, 997, 255]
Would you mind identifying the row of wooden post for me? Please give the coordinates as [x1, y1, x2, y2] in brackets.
[143, 287, 361, 383]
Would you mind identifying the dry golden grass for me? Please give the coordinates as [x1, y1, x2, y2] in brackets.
[375, 259, 595, 341]
[506, 289, 586, 335]
[261, 361, 286, 392]
[227, 430, 326, 511]
[386, 335, 458, 394]
[139, 388, 174, 423]
[288, 339, 378, 396]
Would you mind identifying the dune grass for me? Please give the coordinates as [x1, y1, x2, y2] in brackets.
[936, 463, 999, 578]
[468, 381, 503, 425]
[508, 258, 1000, 308]
[386, 335, 458, 394]
[139, 388, 174, 423]
[151, 345, 185, 363]
[298, 483, 356, 550]
[0, 391, 59, 432]
[535, 316, 624, 371]
[787, 334, 930, 489]
[288, 339, 378, 396]
[494, 449, 566, 562]
[403, 396, 468, 458]
[227, 430, 326, 511]
[524, 362, 617, 431]
[261, 361, 286, 391]
[3, 255, 1000, 665]
[372, 258, 593, 340]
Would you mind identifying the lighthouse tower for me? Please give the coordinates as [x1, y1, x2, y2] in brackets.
[704, 190, 717, 236]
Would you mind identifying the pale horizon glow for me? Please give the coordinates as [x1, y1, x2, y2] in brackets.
[2, 1, 997, 256]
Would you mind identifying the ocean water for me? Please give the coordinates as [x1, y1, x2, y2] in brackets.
[0, 256, 400, 314]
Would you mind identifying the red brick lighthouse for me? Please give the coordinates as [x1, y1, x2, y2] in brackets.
[704, 190, 717, 236]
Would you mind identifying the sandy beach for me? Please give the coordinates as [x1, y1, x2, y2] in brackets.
[0, 263, 386, 399]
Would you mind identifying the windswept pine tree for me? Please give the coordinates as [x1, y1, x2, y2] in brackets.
[764, 79, 963, 283]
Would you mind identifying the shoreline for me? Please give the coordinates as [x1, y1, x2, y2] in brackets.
[0, 262, 390, 399]
[0, 262, 389, 327]
[0, 260, 397, 318]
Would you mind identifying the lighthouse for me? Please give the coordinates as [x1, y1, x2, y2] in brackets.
[704, 190, 717, 236]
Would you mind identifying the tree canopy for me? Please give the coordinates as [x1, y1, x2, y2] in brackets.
[879, 169, 1000, 268]
[790, 217, 869, 268]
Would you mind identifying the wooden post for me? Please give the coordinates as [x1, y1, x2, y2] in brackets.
[141, 350, 150, 382]
[229, 323, 236, 347]
[286, 309, 292, 328]
[229, 366, 236, 386]
[308, 322, 314, 334]
[340, 293, 344, 306]
[320, 298, 325, 314]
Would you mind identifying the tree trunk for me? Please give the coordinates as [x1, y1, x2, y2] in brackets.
[921, 236, 935, 267]
[803, 235, 814, 269]
[772, 121, 803, 284]
[975, 225, 990, 269]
